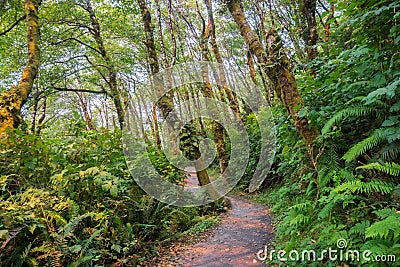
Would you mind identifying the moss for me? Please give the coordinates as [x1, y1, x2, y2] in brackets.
[0, 88, 24, 135]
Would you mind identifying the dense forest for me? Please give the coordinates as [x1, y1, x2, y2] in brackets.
[0, 0, 399, 266]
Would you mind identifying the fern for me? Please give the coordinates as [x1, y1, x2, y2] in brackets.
[289, 201, 312, 212]
[349, 220, 371, 236]
[32, 242, 64, 267]
[380, 141, 400, 161]
[342, 129, 387, 162]
[318, 201, 336, 219]
[68, 255, 94, 267]
[62, 213, 93, 238]
[322, 106, 373, 134]
[15, 242, 33, 267]
[289, 214, 311, 226]
[82, 228, 103, 255]
[334, 179, 395, 195]
[365, 216, 400, 240]
[44, 210, 67, 227]
[357, 162, 400, 176]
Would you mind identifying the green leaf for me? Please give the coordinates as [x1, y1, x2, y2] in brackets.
[343, 129, 386, 162]
[110, 184, 118, 197]
[0, 230, 8, 239]
[365, 216, 400, 240]
[395, 35, 400, 44]
[298, 108, 308, 118]
[69, 245, 82, 254]
[382, 116, 399, 127]
[357, 162, 400, 176]
[111, 244, 122, 253]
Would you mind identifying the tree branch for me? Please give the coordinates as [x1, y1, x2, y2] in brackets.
[51, 37, 102, 55]
[0, 14, 26, 36]
[51, 84, 107, 94]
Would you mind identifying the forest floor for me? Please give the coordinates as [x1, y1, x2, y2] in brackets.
[151, 168, 274, 266]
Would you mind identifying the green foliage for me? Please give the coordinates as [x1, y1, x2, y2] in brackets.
[334, 178, 395, 195]
[0, 130, 217, 265]
[322, 106, 373, 135]
[249, 1, 400, 266]
[357, 162, 400, 177]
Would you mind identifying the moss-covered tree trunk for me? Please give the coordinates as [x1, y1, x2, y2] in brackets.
[137, 0, 219, 198]
[301, 0, 319, 61]
[225, 0, 319, 148]
[197, 4, 229, 173]
[204, 0, 241, 120]
[0, 0, 41, 136]
[85, 0, 124, 129]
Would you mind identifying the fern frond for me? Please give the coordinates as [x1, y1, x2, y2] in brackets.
[380, 142, 400, 161]
[334, 179, 395, 195]
[82, 228, 103, 254]
[365, 216, 400, 240]
[342, 129, 386, 162]
[289, 201, 311, 212]
[349, 220, 370, 236]
[318, 201, 336, 219]
[322, 106, 373, 134]
[289, 214, 311, 226]
[357, 162, 400, 176]
[15, 242, 33, 267]
[62, 213, 93, 238]
[44, 210, 67, 226]
[68, 255, 94, 267]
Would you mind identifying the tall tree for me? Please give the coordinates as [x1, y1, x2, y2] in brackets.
[79, 0, 124, 129]
[204, 0, 241, 119]
[136, 0, 218, 194]
[300, 0, 319, 61]
[0, 0, 41, 135]
[224, 0, 319, 149]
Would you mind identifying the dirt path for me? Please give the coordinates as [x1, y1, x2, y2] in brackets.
[155, 195, 274, 266]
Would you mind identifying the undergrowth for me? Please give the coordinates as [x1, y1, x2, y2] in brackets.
[246, 1, 400, 266]
[0, 129, 222, 266]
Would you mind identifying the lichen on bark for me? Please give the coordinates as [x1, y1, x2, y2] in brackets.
[0, 0, 41, 136]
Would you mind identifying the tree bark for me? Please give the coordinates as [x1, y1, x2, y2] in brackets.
[0, 0, 41, 135]
[324, 4, 335, 42]
[225, 0, 319, 147]
[76, 92, 95, 130]
[36, 97, 46, 134]
[196, 3, 229, 173]
[204, 0, 241, 120]
[137, 0, 218, 193]
[301, 0, 319, 61]
[84, 0, 124, 129]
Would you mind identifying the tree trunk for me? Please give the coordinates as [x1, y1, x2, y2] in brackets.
[0, 0, 41, 136]
[137, 0, 218, 195]
[36, 97, 46, 134]
[225, 0, 319, 148]
[84, 0, 124, 129]
[246, 47, 258, 86]
[76, 92, 95, 130]
[301, 0, 319, 61]
[324, 5, 335, 43]
[204, 0, 241, 121]
[196, 3, 229, 173]
[30, 90, 39, 133]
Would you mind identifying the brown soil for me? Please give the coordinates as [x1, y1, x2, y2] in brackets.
[151, 194, 274, 267]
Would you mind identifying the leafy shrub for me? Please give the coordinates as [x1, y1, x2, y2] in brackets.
[0, 129, 217, 266]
